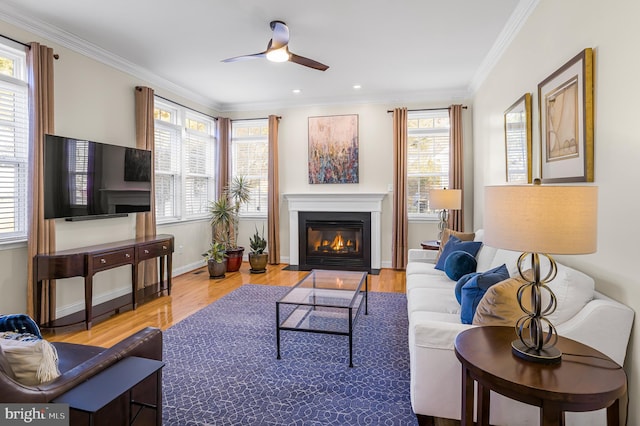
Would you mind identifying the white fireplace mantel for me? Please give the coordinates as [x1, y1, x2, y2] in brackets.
[284, 193, 387, 269]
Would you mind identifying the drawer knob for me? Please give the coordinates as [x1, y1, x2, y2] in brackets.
[125, 253, 131, 258]
[162, 246, 167, 250]
[144, 249, 150, 254]
[100, 258, 107, 264]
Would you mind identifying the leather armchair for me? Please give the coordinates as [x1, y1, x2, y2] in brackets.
[0, 327, 163, 425]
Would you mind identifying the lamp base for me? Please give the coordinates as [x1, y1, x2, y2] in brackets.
[511, 340, 562, 364]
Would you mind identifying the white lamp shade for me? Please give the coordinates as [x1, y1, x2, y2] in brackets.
[430, 189, 462, 210]
[484, 185, 597, 254]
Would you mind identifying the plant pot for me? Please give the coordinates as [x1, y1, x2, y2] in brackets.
[208, 258, 227, 279]
[248, 252, 268, 274]
[225, 247, 244, 272]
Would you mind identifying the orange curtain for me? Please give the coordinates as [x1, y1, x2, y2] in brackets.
[449, 105, 464, 232]
[216, 117, 231, 198]
[392, 108, 408, 270]
[134, 86, 158, 288]
[26, 43, 55, 322]
[267, 115, 280, 264]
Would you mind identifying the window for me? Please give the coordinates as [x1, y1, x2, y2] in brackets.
[406, 110, 450, 218]
[153, 98, 215, 223]
[231, 119, 268, 216]
[0, 42, 28, 243]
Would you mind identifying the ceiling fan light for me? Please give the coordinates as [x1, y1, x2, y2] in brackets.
[266, 47, 290, 63]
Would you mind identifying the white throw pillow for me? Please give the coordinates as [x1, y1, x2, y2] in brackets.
[0, 332, 60, 385]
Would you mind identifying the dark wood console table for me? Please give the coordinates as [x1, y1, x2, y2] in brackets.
[34, 234, 174, 330]
[454, 326, 627, 425]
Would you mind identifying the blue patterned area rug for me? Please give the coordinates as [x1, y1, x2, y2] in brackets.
[162, 284, 417, 425]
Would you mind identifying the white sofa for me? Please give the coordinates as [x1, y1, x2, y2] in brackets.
[406, 230, 634, 425]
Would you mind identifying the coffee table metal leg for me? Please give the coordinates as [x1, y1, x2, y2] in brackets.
[365, 274, 369, 315]
[276, 302, 281, 360]
[349, 307, 354, 367]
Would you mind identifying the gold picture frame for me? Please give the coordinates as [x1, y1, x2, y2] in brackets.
[539, 48, 594, 182]
[504, 93, 532, 183]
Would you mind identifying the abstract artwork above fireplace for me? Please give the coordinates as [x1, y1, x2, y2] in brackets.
[308, 114, 359, 184]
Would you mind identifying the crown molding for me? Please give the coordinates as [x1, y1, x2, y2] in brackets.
[468, 0, 540, 94]
[0, 2, 223, 112]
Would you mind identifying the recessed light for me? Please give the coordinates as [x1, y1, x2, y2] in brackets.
[292, 89, 301, 94]
[353, 84, 362, 90]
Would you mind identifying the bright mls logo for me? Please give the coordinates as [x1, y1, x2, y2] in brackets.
[0, 404, 68, 425]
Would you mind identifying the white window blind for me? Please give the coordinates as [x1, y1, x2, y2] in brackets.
[406, 110, 450, 217]
[0, 42, 28, 243]
[154, 98, 215, 223]
[231, 119, 268, 216]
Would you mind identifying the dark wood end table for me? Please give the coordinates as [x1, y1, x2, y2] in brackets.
[454, 326, 627, 426]
[420, 240, 440, 250]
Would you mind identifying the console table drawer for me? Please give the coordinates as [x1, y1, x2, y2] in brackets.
[137, 241, 172, 261]
[91, 248, 135, 271]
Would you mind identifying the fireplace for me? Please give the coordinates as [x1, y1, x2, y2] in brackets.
[285, 193, 386, 271]
[299, 211, 371, 270]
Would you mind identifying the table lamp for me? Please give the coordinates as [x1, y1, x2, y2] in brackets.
[484, 181, 597, 363]
[430, 188, 462, 241]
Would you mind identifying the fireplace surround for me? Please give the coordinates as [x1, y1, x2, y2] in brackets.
[284, 193, 386, 271]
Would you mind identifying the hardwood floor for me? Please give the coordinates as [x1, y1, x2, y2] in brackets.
[43, 263, 406, 348]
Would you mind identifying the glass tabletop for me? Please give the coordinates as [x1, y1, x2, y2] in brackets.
[278, 269, 367, 308]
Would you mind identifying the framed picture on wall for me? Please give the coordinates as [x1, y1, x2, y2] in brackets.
[539, 48, 594, 182]
[308, 114, 359, 184]
[504, 93, 532, 183]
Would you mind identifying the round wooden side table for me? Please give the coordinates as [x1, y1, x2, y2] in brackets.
[454, 326, 627, 426]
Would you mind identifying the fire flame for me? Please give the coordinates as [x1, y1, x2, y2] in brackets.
[331, 234, 345, 251]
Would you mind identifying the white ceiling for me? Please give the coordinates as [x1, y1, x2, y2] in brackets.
[0, 0, 532, 111]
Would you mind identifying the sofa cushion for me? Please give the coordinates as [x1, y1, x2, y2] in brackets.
[472, 274, 530, 326]
[436, 229, 475, 262]
[545, 262, 595, 325]
[408, 286, 461, 316]
[444, 251, 477, 281]
[434, 236, 482, 271]
[0, 332, 61, 385]
[460, 264, 509, 324]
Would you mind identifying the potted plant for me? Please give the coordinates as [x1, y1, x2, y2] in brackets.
[248, 225, 268, 273]
[202, 242, 227, 279]
[209, 176, 252, 272]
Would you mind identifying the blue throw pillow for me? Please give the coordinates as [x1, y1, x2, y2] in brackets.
[460, 264, 510, 324]
[434, 236, 482, 271]
[444, 251, 478, 281]
[0, 314, 42, 339]
[455, 272, 479, 305]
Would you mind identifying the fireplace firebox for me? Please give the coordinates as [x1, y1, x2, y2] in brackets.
[298, 211, 371, 270]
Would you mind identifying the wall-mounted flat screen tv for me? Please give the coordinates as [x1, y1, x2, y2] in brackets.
[44, 134, 152, 220]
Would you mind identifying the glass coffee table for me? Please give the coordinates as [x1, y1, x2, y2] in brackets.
[276, 269, 368, 367]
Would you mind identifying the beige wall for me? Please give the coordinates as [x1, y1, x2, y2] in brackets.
[472, 0, 640, 422]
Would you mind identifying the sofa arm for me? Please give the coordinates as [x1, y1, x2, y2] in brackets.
[556, 296, 634, 366]
[0, 327, 162, 403]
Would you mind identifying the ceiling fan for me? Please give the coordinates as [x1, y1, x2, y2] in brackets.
[222, 20, 329, 71]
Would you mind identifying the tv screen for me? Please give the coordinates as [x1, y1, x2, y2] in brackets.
[44, 134, 152, 220]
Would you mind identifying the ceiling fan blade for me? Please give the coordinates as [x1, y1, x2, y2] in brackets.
[270, 20, 289, 49]
[289, 53, 329, 71]
[221, 52, 266, 63]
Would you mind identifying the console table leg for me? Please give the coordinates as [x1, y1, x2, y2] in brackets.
[131, 264, 138, 310]
[85, 276, 93, 330]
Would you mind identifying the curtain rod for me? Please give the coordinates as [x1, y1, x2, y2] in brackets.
[231, 116, 282, 122]
[150, 91, 218, 121]
[386, 106, 467, 113]
[0, 33, 60, 59]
